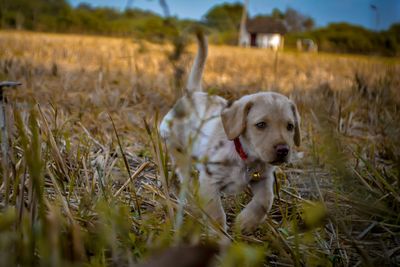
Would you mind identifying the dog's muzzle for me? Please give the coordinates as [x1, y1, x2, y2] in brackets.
[271, 144, 290, 165]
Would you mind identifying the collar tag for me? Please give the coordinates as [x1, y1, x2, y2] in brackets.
[246, 161, 265, 182]
[251, 171, 262, 182]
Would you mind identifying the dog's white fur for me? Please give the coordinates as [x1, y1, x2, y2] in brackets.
[160, 33, 301, 232]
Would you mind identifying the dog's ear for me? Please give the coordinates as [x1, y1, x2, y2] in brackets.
[221, 99, 253, 140]
[290, 102, 301, 146]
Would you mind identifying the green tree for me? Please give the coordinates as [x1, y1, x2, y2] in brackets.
[204, 3, 244, 31]
[271, 8, 284, 20]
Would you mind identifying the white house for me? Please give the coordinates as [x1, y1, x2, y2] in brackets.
[239, 17, 287, 51]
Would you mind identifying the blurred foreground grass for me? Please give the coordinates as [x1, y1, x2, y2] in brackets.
[0, 31, 399, 266]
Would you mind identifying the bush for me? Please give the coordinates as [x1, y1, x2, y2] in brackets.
[286, 23, 400, 56]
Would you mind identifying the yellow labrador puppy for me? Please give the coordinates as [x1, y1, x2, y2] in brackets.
[160, 33, 301, 233]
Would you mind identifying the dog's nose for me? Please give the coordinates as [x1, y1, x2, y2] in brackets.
[275, 144, 289, 158]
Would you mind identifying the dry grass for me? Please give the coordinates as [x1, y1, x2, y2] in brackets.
[0, 31, 399, 266]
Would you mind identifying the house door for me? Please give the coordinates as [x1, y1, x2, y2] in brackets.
[250, 33, 257, 47]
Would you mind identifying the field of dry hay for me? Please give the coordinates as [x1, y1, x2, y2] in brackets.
[0, 31, 399, 266]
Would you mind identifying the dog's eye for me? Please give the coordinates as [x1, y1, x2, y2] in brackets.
[255, 122, 267, 129]
[287, 123, 294, 131]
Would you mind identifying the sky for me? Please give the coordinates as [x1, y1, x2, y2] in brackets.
[68, 0, 400, 30]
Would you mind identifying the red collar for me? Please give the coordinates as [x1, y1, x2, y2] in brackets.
[233, 138, 248, 161]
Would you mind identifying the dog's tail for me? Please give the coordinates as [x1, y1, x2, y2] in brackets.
[187, 30, 208, 92]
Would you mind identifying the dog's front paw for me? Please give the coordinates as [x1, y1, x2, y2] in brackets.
[235, 209, 264, 233]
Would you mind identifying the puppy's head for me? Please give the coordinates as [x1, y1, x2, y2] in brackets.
[221, 92, 301, 165]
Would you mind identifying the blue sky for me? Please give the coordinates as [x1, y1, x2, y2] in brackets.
[68, 0, 400, 30]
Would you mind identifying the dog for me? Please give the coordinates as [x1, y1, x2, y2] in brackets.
[160, 32, 301, 233]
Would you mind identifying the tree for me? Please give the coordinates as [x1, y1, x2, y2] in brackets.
[303, 17, 314, 31]
[204, 3, 244, 31]
[284, 8, 314, 32]
[387, 23, 400, 42]
[271, 8, 284, 20]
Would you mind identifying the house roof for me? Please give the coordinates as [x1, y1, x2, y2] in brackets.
[246, 17, 287, 34]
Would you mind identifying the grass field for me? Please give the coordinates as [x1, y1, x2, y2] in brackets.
[0, 31, 399, 266]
